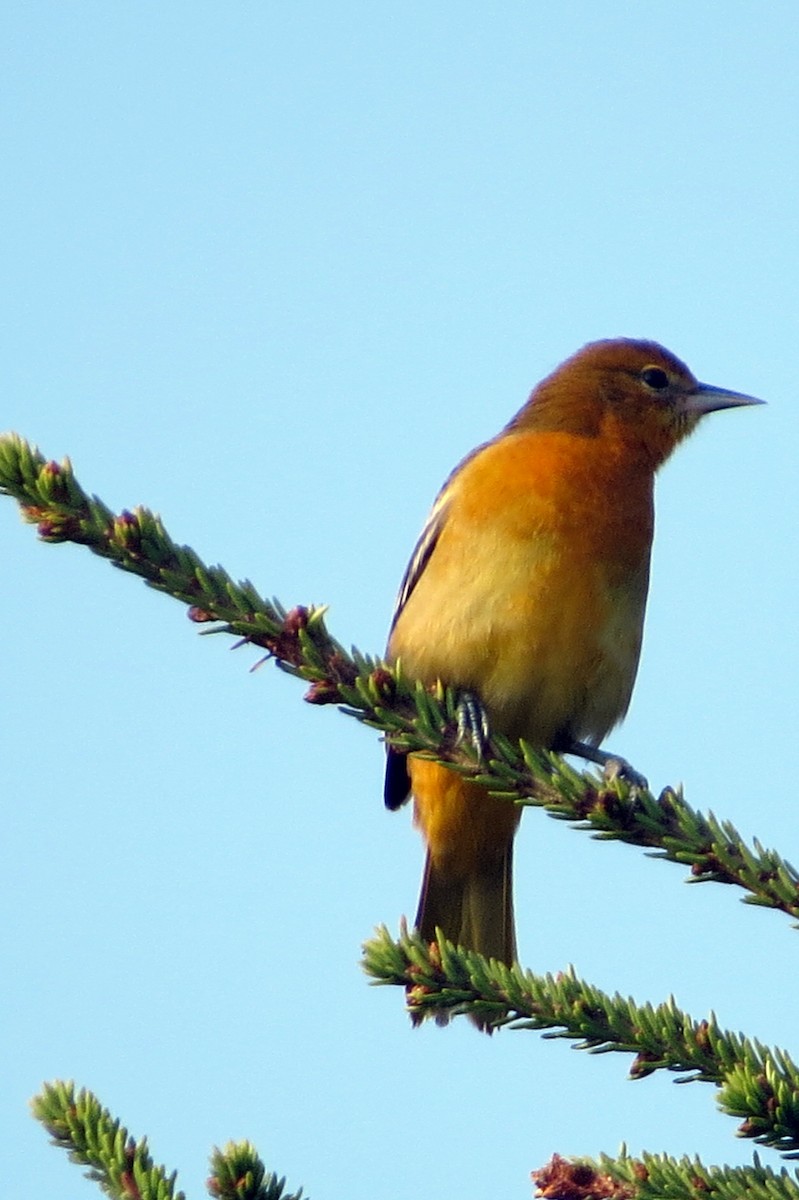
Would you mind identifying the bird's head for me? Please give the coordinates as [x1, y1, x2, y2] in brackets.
[512, 338, 764, 470]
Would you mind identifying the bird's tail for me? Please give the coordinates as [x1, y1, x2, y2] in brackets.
[416, 845, 516, 966]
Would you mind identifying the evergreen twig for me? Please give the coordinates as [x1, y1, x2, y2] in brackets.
[31, 1080, 183, 1200]
[207, 1142, 303, 1200]
[531, 1149, 799, 1200]
[362, 925, 799, 1155]
[31, 1082, 304, 1200]
[32, 1076, 799, 1200]
[2, 431, 798, 926]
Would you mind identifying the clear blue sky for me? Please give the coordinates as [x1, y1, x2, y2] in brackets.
[3, 5, 799, 1198]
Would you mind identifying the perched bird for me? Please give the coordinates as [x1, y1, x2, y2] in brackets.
[385, 338, 762, 967]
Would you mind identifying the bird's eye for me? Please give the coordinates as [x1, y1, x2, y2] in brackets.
[640, 366, 670, 391]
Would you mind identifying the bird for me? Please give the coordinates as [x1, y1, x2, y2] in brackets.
[384, 338, 762, 969]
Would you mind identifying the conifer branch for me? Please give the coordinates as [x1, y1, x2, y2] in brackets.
[2, 431, 798, 924]
[31, 1082, 304, 1200]
[362, 926, 799, 1155]
[31, 1081, 184, 1200]
[531, 1150, 799, 1200]
[207, 1142, 303, 1200]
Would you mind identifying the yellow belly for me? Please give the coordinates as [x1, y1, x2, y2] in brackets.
[389, 433, 652, 747]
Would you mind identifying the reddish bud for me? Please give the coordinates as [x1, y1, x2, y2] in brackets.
[120, 1171, 141, 1200]
[532, 1154, 634, 1200]
[188, 606, 216, 624]
[304, 679, 341, 705]
[371, 666, 395, 697]
[695, 1020, 711, 1051]
[284, 606, 310, 635]
[113, 510, 142, 550]
[427, 940, 443, 969]
[629, 1052, 659, 1079]
[327, 651, 358, 686]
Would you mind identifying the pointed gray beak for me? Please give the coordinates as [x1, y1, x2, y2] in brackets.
[685, 382, 766, 416]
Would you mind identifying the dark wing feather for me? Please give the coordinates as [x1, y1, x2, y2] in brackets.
[383, 746, 411, 810]
[388, 486, 451, 634]
[383, 484, 453, 809]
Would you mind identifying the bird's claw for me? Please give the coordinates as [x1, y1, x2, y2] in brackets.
[562, 738, 648, 790]
[455, 690, 491, 761]
[601, 756, 648, 791]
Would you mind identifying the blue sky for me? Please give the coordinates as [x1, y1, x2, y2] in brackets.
[3, 5, 799, 1198]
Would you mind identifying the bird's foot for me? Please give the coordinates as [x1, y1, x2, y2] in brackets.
[600, 755, 648, 791]
[454, 690, 491, 762]
[563, 739, 648, 791]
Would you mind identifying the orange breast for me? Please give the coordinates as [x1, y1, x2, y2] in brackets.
[389, 428, 655, 746]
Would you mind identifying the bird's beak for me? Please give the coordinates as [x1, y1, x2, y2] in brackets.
[685, 382, 766, 416]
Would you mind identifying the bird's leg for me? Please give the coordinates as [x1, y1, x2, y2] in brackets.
[561, 738, 648, 790]
[455, 689, 491, 762]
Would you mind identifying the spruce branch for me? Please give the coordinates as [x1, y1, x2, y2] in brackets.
[2, 431, 798, 925]
[531, 1150, 799, 1200]
[31, 1082, 304, 1200]
[362, 926, 799, 1155]
[31, 1080, 183, 1200]
[207, 1142, 303, 1200]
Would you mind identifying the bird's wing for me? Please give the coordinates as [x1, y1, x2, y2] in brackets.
[388, 484, 452, 634]
[384, 478, 455, 810]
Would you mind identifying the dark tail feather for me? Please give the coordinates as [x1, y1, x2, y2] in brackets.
[416, 847, 516, 966]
